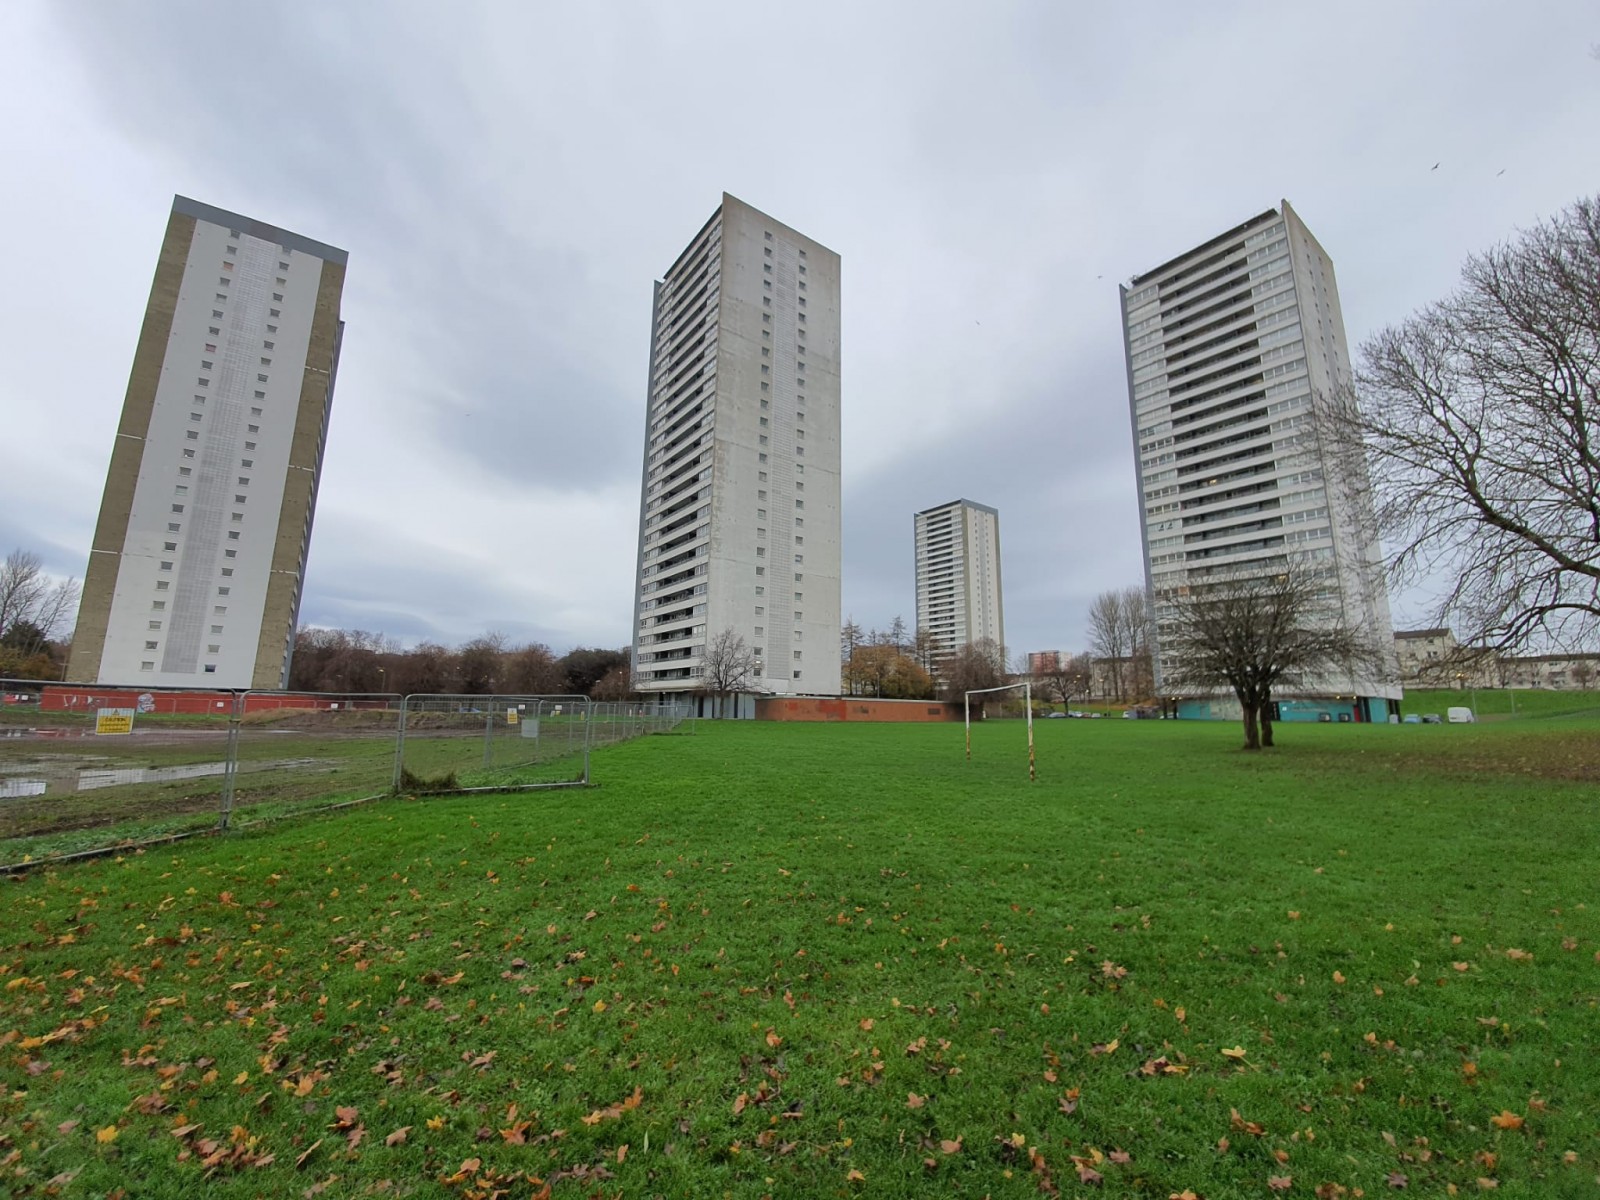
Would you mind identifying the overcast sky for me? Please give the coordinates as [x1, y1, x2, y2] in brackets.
[2, 1, 1595, 659]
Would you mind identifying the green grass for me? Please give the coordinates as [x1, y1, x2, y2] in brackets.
[1, 718, 1597, 1197]
[1401, 687, 1600, 722]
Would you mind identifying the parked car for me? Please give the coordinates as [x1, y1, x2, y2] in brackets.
[1446, 706, 1476, 723]
[1044, 711, 1067, 719]
[1402, 713, 1422, 724]
[1420, 713, 1443, 724]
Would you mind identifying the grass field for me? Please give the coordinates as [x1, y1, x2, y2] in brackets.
[1, 716, 1596, 1198]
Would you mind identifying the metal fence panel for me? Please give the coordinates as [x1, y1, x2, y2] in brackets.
[222, 692, 401, 828]
[2, 680, 692, 868]
[394, 694, 597, 793]
[1, 682, 240, 862]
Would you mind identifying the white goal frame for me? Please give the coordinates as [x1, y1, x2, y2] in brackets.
[964, 681, 1036, 781]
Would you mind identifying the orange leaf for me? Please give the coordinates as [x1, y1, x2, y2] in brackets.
[1269, 1177, 1293, 1192]
[846, 1168, 865, 1182]
[96, 1125, 119, 1144]
[1221, 1046, 1247, 1060]
[616, 1143, 628, 1163]
[385, 1126, 410, 1147]
[858, 1018, 874, 1031]
[1488, 1110, 1523, 1130]
[1230, 1108, 1266, 1136]
[765, 1029, 783, 1048]
[732, 1093, 748, 1116]
[940, 1137, 963, 1154]
[906, 1093, 925, 1109]
[1332, 970, 1346, 984]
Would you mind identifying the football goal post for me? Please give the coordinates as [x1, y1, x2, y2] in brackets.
[964, 681, 1036, 781]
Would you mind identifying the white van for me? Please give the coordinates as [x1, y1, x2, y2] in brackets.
[1446, 706, 1476, 723]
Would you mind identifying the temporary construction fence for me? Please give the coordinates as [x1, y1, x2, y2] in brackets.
[0, 681, 691, 869]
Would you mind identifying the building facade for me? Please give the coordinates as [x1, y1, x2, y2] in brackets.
[1120, 201, 1399, 717]
[1393, 628, 1598, 690]
[913, 499, 1004, 666]
[631, 194, 841, 700]
[68, 196, 346, 690]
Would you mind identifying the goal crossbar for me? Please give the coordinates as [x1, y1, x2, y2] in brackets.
[964, 681, 1036, 781]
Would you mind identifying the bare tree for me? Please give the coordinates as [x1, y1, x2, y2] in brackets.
[841, 618, 863, 693]
[1088, 587, 1149, 700]
[910, 627, 941, 681]
[886, 614, 908, 651]
[591, 662, 633, 701]
[458, 632, 507, 694]
[1165, 567, 1381, 751]
[1032, 650, 1092, 711]
[701, 628, 756, 717]
[940, 637, 1006, 704]
[0, 549, 79, 648]
[504, 642, 563, 694]
[1334, 194, 1600, 653]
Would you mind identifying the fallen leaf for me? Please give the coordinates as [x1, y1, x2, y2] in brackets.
[1332, 970, 1346, 984]
[1221, 1046, 1247, 1061]
[295, 1138, 323, 1168]
[581, 1086, 644, 1126]
[906, 1093, 925, 1109]
[1387, 1172, 1408, 1189]
[846, 1168, 865, 1182]
[1270, 1177, 1293, 1193]
[940, 1137, 963, 1154]
[1488, 1110, 1523, 1130]
[385, 1127, 410, 1147]
[1230, 1108, 1266, 1137]
[96, 1125, 119, 1144]
[858, 1018, 874, 1031]
[732, 1093, 747, 1116]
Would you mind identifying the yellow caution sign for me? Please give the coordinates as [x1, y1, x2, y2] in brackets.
[95, 708, 136, 735]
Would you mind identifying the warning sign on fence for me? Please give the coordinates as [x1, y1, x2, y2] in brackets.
[95, 708, 136, 735]
[505, 708, 519, 725]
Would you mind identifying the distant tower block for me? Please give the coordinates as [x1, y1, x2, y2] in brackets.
[914, 499, 1005, 667]
[630, 195, 841, 701]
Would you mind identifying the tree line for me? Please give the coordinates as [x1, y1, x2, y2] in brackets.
[286, 628, 632, 699]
